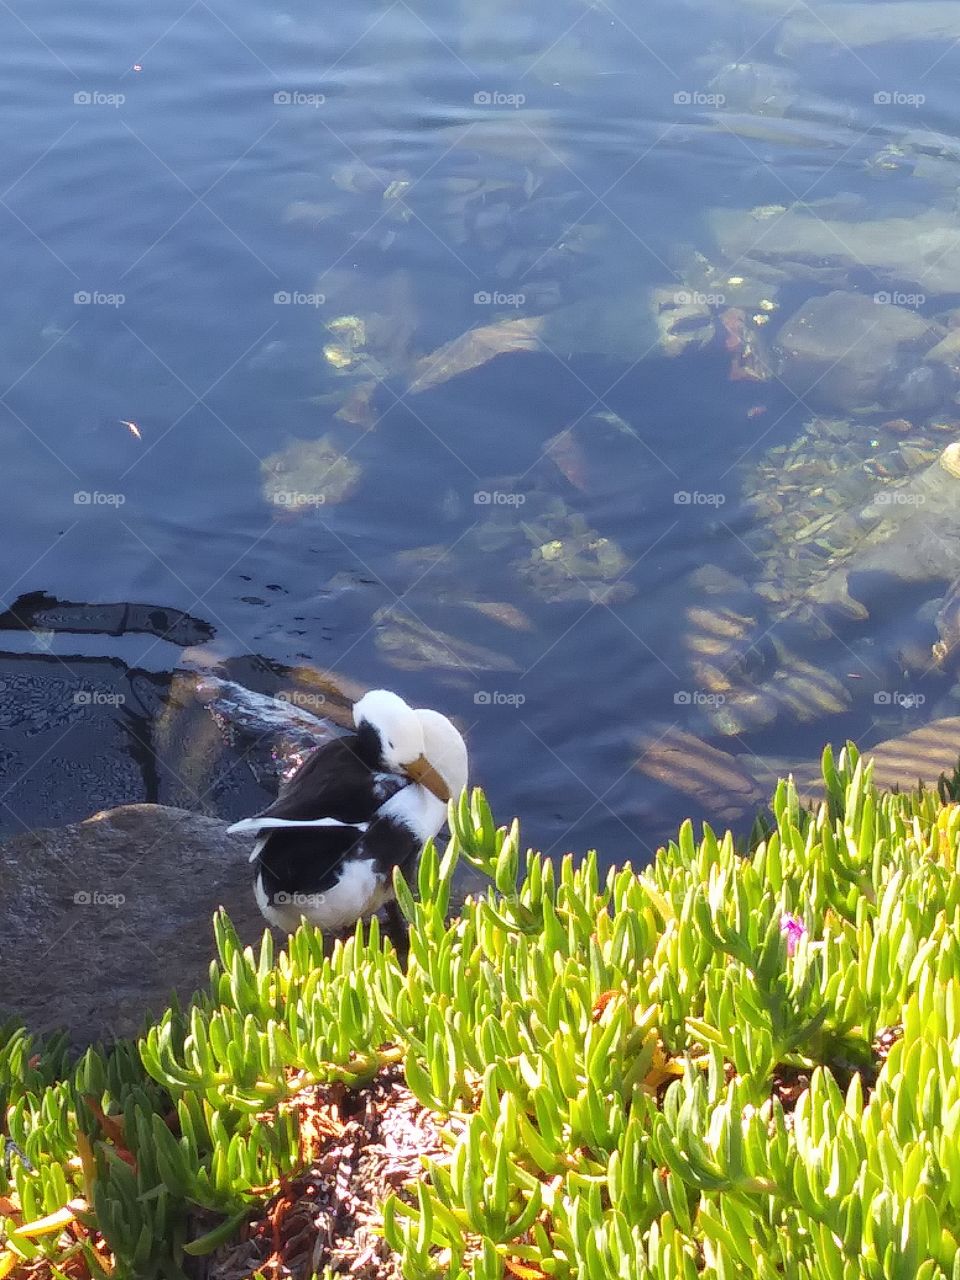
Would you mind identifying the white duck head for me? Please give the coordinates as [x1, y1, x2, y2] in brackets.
[352, 689, 425, 774]
[407, 708, 468, 803]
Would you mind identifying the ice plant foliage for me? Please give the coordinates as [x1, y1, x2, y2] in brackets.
[3, 743, 960, 1276]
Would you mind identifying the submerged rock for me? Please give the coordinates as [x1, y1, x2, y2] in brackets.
[933, 577, 960, 671]
[373, 606, 520, 672]
[322, 315, 370, 371]
[775, 291, 942, 411]
[705, 645, 851, 737]
[405, 285, 716, 394]
[408, 316, 543, 394]
[638, 718, 960, 833]
[634, 728, 766, 827]
[750, 717, 960, 806]
[513, 501, 635, 605]
[737, 412, 950, 625]
[651, 287, 717, 357]
[710, 205, 960, 297]
[809, 443, 960, 617]
[707, 60, 799, 117]
[925, 328, 960, 372]
[0, 804, 263, 1043]
[260, 434, 361, 513]
[778, 2, 960, 54]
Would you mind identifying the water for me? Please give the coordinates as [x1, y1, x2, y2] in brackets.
[3, 0, 960, 862]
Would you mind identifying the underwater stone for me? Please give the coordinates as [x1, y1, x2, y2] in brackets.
[933, 576, 960, 670]
[925, 328, 960, 371]
[808, 443, 960, 617]
[260, 434, 361, 512]
[775, 291, 940, 411]
[710, 206, 960, 296]
[634, 728, 766, 827]
[778, 2, 960, 54]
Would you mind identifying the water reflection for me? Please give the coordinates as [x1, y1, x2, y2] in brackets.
[4, 1, 960, 858]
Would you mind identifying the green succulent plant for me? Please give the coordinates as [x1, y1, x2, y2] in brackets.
[3, 744, 960, 1278]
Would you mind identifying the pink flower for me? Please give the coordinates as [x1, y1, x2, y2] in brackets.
[780, 913, 806, 956]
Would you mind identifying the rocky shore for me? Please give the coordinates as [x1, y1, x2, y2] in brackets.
[0, 804, 262, 1044]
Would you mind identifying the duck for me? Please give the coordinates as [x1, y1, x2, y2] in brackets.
[227, 690, 468, 933]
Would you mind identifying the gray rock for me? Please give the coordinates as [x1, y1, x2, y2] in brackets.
[709, 205, 960, 296]
[0, 804, 265, 1045]
[808, 443, 960, 617]
[778, 3, 960, 55]
[775, 291, 941, 411]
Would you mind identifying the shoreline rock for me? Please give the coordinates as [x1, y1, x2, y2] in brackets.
[0, 804, 263, 1044]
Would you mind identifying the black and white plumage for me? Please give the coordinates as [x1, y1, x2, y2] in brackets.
[227, 690, 468, 933]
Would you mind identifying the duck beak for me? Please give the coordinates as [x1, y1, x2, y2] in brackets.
[404, 754, 450, 802]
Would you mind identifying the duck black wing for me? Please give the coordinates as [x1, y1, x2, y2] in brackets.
[256, 823, 366, 900]
[262, 733, 406, 824]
